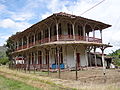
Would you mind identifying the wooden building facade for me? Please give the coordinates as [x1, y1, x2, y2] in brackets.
[10, 12, 112, 79]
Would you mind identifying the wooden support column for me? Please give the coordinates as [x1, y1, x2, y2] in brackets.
[17, 41, 19, 50]
[100, 47, 106, 75]
[47, 49, 50, 76]
[72, 45, 78, 80]
[72, 24, 75, 40]
[87, 46, 93, 67]
[94, 47, 97, 67]
[93, 29, 95, 42]
[33, 52, 36, 74]
[48, 27, 51, 42]
[25, 53, 29, 73]
[56, 23, 59, 41]
[41, 50, 44, 69]
[87, 33, 89, 41]
[28, 53, 30, 73]
[34, 34, 36, 45]
[36, 51, 38, 66]
[57, 47, 61, 78]
[100, 30, 102, 43]
[84, 46, 88, 67]
[100, 45, 108, 78]
[83, 25, 86, 40]
[27, 36, 29, 48]
[22, 38, 23, 49]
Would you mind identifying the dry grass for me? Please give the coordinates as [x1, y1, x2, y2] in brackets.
[0, 66, 120, 90]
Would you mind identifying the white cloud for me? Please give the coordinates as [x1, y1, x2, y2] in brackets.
[0, 18, 32, 32]
[0, 4, 6, 11]
[11, 13, 34, 21]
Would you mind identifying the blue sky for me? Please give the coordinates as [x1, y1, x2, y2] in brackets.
[0, 0, 120, 53]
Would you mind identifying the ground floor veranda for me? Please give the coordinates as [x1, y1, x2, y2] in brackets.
[12, 41, 111, 80]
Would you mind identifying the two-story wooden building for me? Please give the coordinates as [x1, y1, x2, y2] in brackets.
[10, 12, 112, 73]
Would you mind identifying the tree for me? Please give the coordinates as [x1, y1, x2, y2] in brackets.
[108, 49, 120, 66]
[0, 57, 9, 65]
[5, 37, 14, 62]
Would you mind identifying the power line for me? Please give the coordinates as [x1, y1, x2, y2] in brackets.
[81, 0, 106, 15]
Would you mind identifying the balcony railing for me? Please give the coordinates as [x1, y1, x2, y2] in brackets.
[16, 35, 102, 51]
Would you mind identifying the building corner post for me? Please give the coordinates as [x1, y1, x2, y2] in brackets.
[72, 23, 75, 40]
[56, 23, 59, 41]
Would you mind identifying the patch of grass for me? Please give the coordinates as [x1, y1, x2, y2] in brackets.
[0, 75, 40, 90]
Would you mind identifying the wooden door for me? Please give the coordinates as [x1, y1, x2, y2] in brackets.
[76, 53, 80, 67]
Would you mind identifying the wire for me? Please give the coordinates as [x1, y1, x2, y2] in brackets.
[81, 0, 106, 15]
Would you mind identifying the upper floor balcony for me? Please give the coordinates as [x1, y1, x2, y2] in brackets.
[15, 34, 102, 51]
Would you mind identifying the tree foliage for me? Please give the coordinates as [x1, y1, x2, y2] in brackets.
[0, 57, 9, 65]
[5, 37, 14, 61]
[108, 49, 120, 66]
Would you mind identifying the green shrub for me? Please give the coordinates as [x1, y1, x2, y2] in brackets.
[0, 56, 9, 65]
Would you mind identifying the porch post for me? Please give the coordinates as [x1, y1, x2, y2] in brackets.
[56, 23, 59, 41]
[93, 29, 95, 42]
[47, 49, 50, 76]
[17, 41, 19, 50]
[72, 45, 78, 80]
[87, 33, 89, 41]
[27, 36, 29, 48]
[101, 49, 106, 75]
[85, 49, 88, 67]
[57, 47, 61, 78]
[26, 53, 29, 73]
[48, 27, 51, 42]
[28, 53, 31, 73]
[58, 47, 60, 78]
[72, 24, 75, 40]
[83, 25, 86, 40]
[100, 30, 102, 43]
[22, 38, 23, 49]
[41, 50, 44, 69]
[36, 50, 38, 66]
[34, 34, 36, 45]
[94, 47, 97, 67]
[87, 46, 93, 67]
[33, 52, 36, 74]
[74, 47, 78, 80]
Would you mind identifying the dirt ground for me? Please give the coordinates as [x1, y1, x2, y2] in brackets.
[0, 66, 120, 90]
